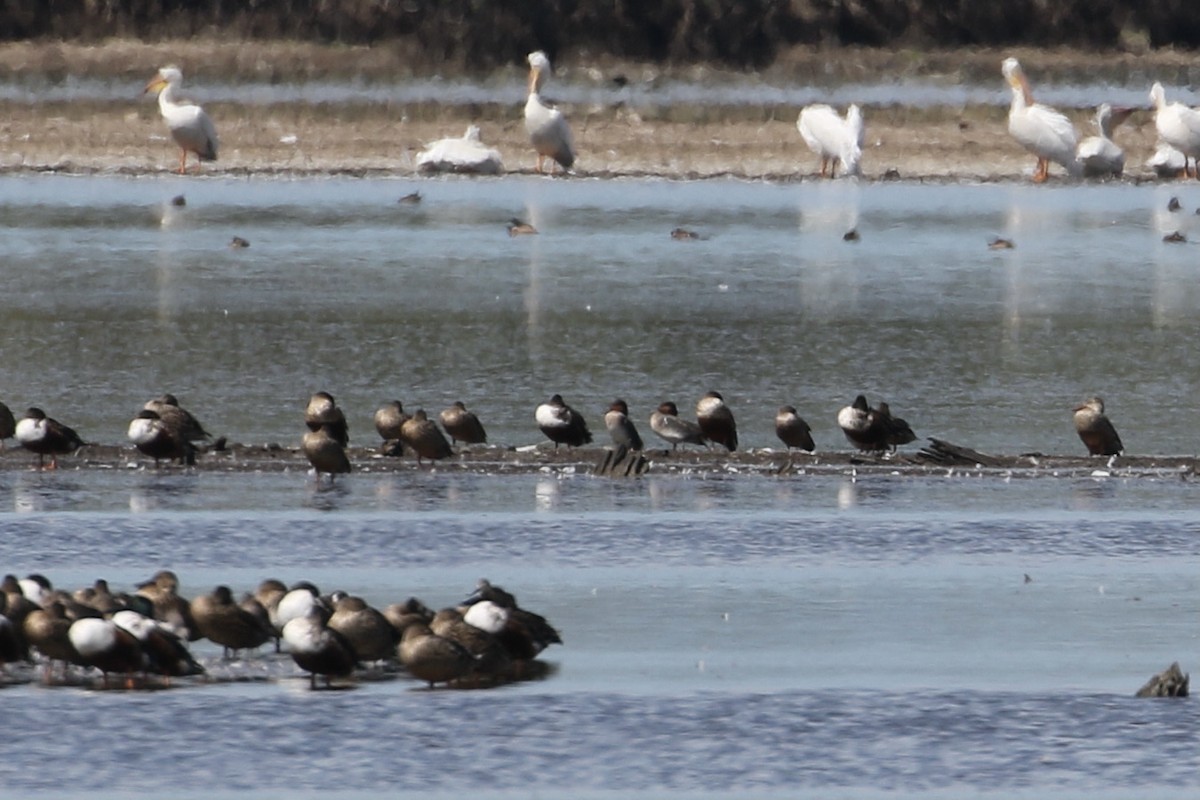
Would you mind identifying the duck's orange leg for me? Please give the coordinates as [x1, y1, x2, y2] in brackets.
[177, 148, 188, 175]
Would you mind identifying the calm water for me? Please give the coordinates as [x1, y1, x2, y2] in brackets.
[2, 175, 1199, 797]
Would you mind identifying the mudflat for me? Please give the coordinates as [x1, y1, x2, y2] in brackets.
[0, 39, 1183, 180]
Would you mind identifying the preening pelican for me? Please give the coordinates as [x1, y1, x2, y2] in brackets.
[796, 104, 863, 178]
[1075, 104, 1131, 178]
[1146, 142, 1187, 178]
[143, 66, 218, 174]
[1001, 58, 1080, 182]
[1149, 82, 1200, 178]
[416, 125, 504, 175]
[524, 51, 575, 173]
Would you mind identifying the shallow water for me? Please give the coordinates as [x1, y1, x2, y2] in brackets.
[2, 175, 1200, 797]
[1, 175, 1199, 455]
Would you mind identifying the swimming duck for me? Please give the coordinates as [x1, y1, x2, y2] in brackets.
[0, 401, 14, 448]
[524, 51, 576, 173]
[128, 409, 196, 467]
[15, 407, 86, 469]
[328, 595, 398, 662]
[507, 217, 538, 236]
[649, 401, 708, 451]
[696, 391, 738, 451]
[1150, 82, 1200, 178]
[775, 405, 815, 452]
[282, 606, 358, 689]
[416, 125, 504, 175]
[1001, 58, 1080, 182]
[399, 622, 477, 688]
[399, 409, 454, 465]
[302, 423, 352, 482]
[1073, 397, 1123, 456]
[190, 585, 274, 657]
[142, 393, 212, 444]
[536, 394, 592, 449]
[143, 66, 218, 174]
[604, 399, 644, 451]
[305, 392, 348, 447]
[1075, 103, 1130, 178]
[439, 401, 487, 445]
[373, 400, 410, 453]
[797, 103, 864, 178]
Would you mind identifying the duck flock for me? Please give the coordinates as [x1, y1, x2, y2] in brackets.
[0, 387, 1126, 477]
[0, 571, 560, 691]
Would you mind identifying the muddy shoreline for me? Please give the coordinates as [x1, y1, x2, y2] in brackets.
[2, 442, 1197, 480]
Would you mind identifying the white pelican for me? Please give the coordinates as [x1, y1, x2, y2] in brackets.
[416, 125, 504, 175]
[1149, 82, 1200, 178]
[1001, 57, 1080, 182]
[796, 103, 863, 178]
[1075, 104, 1131, 178]
[143, 66, 218, 174]
[524, 51, 575, 173]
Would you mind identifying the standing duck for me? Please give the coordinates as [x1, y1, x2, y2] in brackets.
[837, 395, 888, 452]
[399, 622, 477, 689]
[142, 393, 212, 445]
[302, 423, 352, 482]
[649, 401, 708, 451]
[604, 399, 644, 451]
[328, 595, 398, 663]
[775, 406, 815, 452]
[524, 51, 576, 173]
[1001, 57, 1080, 182]
[373, 400, 410, 453]
[15, 407, 86, 469]
[1073, 397, 1123, 456]
[190, 585, 274, 658]
[143, 66, 218, 174]
[399, 409, 454, 465]
[696, 391, 738, 451]
[128, 409, 196, 467]
[0, 401, 15, 448]
[305, 391, 348, 447]
[535, 394, 592, 449]
[439, 401, 487, 445]
[282, 606, 358, 689]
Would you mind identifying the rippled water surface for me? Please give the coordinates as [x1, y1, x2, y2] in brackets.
[2, 175, 1199, 797]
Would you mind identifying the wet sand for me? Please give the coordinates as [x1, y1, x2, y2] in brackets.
[2, 441, 1195, 480]
[0, 40, 1180, 181]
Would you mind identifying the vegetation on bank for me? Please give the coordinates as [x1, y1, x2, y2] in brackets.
[0, 1, 1195, 70]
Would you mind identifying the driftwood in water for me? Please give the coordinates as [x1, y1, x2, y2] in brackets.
[916, 438, 1004, 468]
[594, 445, 649, 478]
[1135, 661, 1189, 698]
